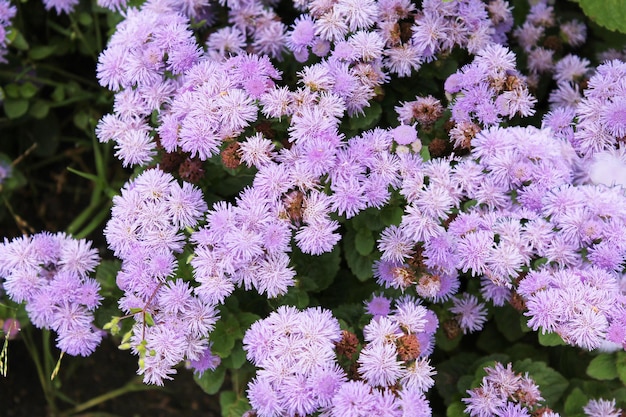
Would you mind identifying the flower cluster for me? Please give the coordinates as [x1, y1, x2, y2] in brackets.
[103, 169, 219, 384]
[445, 44, 537, 148]
[463, 362, 546, 417]
[243, 297, 439, 417]
[0, 232, 102, 356]
[464, 362, 623, 417]
[0, 0, 16, 63]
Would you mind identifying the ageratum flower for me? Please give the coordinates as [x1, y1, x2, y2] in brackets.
[0, 232, 102, 356]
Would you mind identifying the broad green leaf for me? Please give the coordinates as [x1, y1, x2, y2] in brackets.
[576, 0, 626, 34]
[380, 206, 403, 226]
[210, 315, 240, 358]
[221, 342, 247, 370]
[95, 260, 121, 293]
[355, 229, 375, 256]
[292, 245, 341, 291]
[3, 99, 28, 119]
[193, 365, 226, 395]
[19, 82, 38, 99]
[420, 145, 431, 162]
[564, 387, 589, 416]
[220, 390, 251, 417]
[343, 230, 375, 282]
[513, 359, 569, 405]
[587, 353, 618, 380]
[434, 352, 480, 405]
[494, 305, 524, 342]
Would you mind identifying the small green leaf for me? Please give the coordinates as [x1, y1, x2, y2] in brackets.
[538, 331, 565, 346]
[19, 82, 38, 99]
[420, 145, 431, 162]
[446, 402, 466, 417]
[51, 86, 65, 102]
[29, 100, 50, 119]
[4, 84, 20, 99]
[78, 12, 93, 26]
[355, 229, 375, 256]
[8, 29, 29, 50]
[193, 365, 226, 395]
[3, 99, 29, 119]
[29, 45, 58, 60]
[587, 354, 618, 380]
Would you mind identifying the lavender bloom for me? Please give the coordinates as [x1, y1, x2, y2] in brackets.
[584, 398, 623, 417]
[0, 233, 102, 356]
[463, 362, 547, 417]
[450, 293, 488, 334]
[0, 0, 16, 63]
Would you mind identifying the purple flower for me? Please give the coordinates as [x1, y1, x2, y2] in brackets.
[450, 293, 488, 334]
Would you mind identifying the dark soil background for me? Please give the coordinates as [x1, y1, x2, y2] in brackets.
[1, 330, 222, 417]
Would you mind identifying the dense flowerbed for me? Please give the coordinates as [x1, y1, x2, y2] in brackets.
[1, 0, 626, 416]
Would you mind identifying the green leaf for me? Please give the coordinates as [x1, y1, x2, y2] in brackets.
[348, 102, 382, 131]
[221, 342, 247, 370]
[494, 305, 524, 342]
[193, 365, 226, 395]
[210, 315, 240, 358]
[292, 245, 341, 292]
[29, 45, 58, 60]
[220, 390, 251, 417]
[77, 12, 93, 26]
[538, 331, 566, 346]
[7, 29, 29, 50]
[564, 387, 589, 416]
[3, 99, 29, 119]
[434, 352, 480, 405]
[4, 84, 20, 99]
[420, 145, 431, 162]
[446, 402, 466, 417]
[28, 100, 49, 119]
[513, 359, 569, 405]
[587, 354, 618, 380]
[616, 351, 626, 385]
[344, 229, 375, 282]
[380, 206, 403, 226]
[355, 229, 375, 256]
[576, 0, 626, 34]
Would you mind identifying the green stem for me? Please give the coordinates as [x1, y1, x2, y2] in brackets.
[21, 327, 59, 416]
[73, 202, 111, 239]
[65, 197, 102, 236]
[60, 380, 156, 417]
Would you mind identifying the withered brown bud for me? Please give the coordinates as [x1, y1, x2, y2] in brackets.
[443, 318, 462, 340]
[509, 291, 526, 312]
[160, 151, 187, 173]
[335, 330, 359, 359]
[221, 141, 242, 169]
[429, 137, 452, 158]
[396, 333, 421, 361]
[179, 157, 205, 184]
